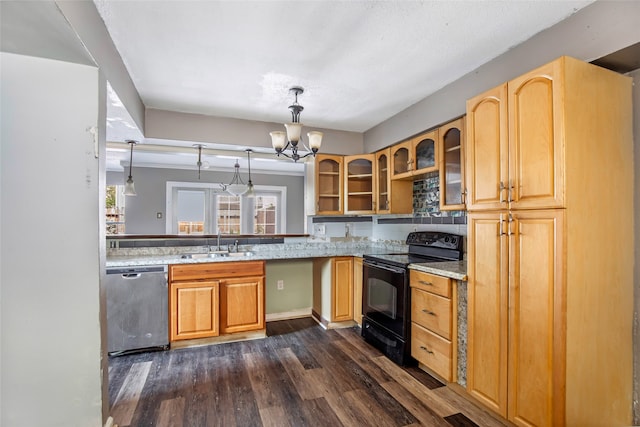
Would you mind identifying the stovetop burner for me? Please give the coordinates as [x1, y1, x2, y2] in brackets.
[363, 253, 449, 269]
[364, 231, 464, 268]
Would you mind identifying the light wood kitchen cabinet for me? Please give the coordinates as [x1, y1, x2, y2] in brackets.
[439, 117, 466, 211]
[170, 279, 219, 341]
[466, 60, 564, 211]
[391, 129, 439, 180]
[219, 275, 264, 334]
[169, 261, 265, 342]
[375, 148, 413, 214]
[312, 257, 354, 326]
[468, 210, 562, 425]
[315, 154, 343, 215]
[353, 257, 363, 326]
[410, 270, 457, 382]
[344, 154, 375, 214]
[332, 257, 354, 321]
[465, 56, 634, 426]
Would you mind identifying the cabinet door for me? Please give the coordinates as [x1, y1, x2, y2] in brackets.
[466, 84, 509, 211]
[439, 117, 466, 211]
[344, 154, 375, 214]
[170, 280, 219, 341]
[219, 276, 265, 334]
[353, 257, 363, 326]
[508, 210, 564, 427]
[315, 154, 343, 215]
[508, 61, 564, 210]
[412, 129, 439, 175]
[467, 212, 508, 417]
[375, 149, 391, 214]
[390, 140, 413, 180]
[332, 257, 353, 322]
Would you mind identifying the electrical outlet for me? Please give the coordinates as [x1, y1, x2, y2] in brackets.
[314, 224, 326, 235]
[277, 280, 284, 290]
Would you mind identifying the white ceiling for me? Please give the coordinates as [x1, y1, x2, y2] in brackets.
[95, 0, 592, 134]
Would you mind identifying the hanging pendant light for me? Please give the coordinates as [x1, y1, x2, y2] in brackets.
[245, 149, 255, 198]
[220, 158, 248, 196]
[123, 140, 137, 196]
[270, 86, 323, 162]
[194, 144, 209, 179]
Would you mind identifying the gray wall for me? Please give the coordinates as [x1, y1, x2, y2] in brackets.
[364, 0, 640, 151]
[123, 167, 305, 234]
[145, 108, 364, 156]
[56, 0, 145, 132]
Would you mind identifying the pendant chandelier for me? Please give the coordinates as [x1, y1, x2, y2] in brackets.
[220, 149, 255, 197]
[123, 139, 137, 196]
[270, 86, 323, 162]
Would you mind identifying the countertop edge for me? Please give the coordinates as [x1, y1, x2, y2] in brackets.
[409, 261, 467, 281]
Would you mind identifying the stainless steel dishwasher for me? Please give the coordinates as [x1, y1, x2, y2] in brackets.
[105, 265, 169, 356]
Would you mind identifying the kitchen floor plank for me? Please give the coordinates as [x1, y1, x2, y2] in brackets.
[371, 355, 459, 418]
[155, 396, 184, 427]
[432, 385, 510, 427]
[275, 347, 324, 400]
[108, 317, 509, 426]
[381, 381, 451, 427]
[110, 361, 152, 426]
[299, 396, 344, 426]
[259, 405, 291, 427]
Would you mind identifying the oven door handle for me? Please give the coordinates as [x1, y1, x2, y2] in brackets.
[364, 260, 406, 275]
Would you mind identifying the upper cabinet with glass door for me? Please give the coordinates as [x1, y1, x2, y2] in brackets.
[344, 154, 375, 214]
[315, 154, 344, 215]
[391, 129, 439, 180]
[439, 117, 466, 211]
[376, 148, 413, 215]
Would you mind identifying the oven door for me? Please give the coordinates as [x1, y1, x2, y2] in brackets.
[362, 259, 408, 338]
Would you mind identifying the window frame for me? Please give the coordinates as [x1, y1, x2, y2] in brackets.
[165, 181, 286, 235]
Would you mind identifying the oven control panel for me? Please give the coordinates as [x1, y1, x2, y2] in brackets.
[406, 231, 462, 251]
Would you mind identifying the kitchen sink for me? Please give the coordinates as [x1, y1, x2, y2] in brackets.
[181, 251, 253, 259]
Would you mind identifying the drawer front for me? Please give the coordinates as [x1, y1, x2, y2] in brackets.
[410, 270, 451, 297]
[170, 261, 264, 281]
[411, 322, 452, 381]
[411, 288, 452, 340]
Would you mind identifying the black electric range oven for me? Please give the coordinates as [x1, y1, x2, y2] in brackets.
[362, 231, 463, 365]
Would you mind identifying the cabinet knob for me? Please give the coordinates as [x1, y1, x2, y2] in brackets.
[419, 280, 433, 286]
[421, 309, 436, 316]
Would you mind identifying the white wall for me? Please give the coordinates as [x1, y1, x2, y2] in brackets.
[0, 53, 103, 426]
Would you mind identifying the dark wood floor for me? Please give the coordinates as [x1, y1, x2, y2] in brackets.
[108, 317, 508, 427]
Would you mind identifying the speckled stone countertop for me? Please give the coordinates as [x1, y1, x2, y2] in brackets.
[106, 241, 403, 267]
[106, 240, 466, 280]
[409, 261, 467, 281]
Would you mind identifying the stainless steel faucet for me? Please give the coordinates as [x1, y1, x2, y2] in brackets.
[217, 230, 222, 251]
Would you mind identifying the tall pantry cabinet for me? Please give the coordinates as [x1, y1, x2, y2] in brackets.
[465, 56, 633, 426]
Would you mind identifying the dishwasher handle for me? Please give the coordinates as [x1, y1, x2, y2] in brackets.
[122, 273, 141, 279]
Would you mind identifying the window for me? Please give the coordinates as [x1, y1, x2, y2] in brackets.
[166, 182, 286, 235]
[253, 194, 278, 234]
[216, 195, 241, 234]
[106, 185, 126, 235]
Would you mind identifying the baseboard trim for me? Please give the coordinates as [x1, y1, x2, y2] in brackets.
[266, 307, 312, 322]
[311, 309, 356, 330]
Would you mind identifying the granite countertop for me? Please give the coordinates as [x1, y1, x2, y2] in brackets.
[409, 261, 467, 281]
[106, 241, 467, 280]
